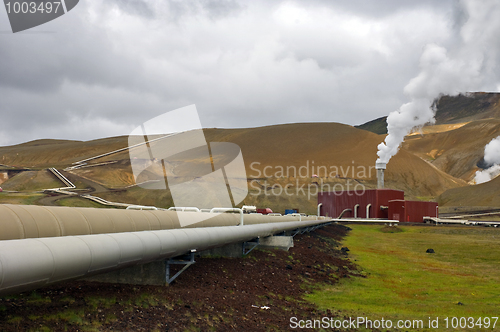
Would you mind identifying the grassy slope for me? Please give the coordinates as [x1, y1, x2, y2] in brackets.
[97, 187, 174, 210]
[56, 197, 113, 208]
[72, 161, 136, 188]
[308, 225, 500, 330]
[0, 170, 61, 191]
[354, 116, 388, 135]
[0, 193, 44, 205]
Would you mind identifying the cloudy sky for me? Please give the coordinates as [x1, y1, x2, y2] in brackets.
[0, 0, 498, 146]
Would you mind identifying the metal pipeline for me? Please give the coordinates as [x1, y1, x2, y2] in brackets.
[0, 204, 318, 241]
[317, 203, 322, 217]
[337, 208, 352, 219]
[210, 208, 244, 226]
[0, 218, 331, 296]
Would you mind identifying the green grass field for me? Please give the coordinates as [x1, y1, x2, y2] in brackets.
[56, 197, 113, 208]
[0, 193, 44, 205]
[307, 224, 500, 331]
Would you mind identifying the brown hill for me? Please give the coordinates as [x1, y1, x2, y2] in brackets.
[0, 137, 128, 168]
[204, 123, 464, 198]
[403, 119, 500, 181]
[438, 175, 500, 207]
[433, 92, 500, 124]
[357, 92, 500, 135]
[0, 123, 465, 204]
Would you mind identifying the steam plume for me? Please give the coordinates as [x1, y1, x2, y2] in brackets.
[475, 136, 500, 184]
[377, 0, 500, 165]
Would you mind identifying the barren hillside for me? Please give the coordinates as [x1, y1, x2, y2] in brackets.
[403, 119, 500, 181]
[434, 92, 500, 124]
[438, 175, 500, 207]
[1, 123, 465, 200]
[356, 92, 500, 135]
[8, 106, 500, 211]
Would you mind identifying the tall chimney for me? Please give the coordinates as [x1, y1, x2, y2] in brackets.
[376, 162, 386, 189]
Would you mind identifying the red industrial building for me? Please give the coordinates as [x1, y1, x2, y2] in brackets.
[318, 189, 438, 223]
[387, 199, 438, 223]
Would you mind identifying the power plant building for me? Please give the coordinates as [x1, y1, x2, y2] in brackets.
[318, 189, 438, 222]
[388, 199, 438, 223]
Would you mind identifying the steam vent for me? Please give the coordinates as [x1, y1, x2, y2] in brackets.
[375, 162, 386, 189]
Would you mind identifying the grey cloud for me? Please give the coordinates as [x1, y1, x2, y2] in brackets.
[201, 0, 243, 19]
[162, 0, 243, 23]
[0, 5, 147, 95]
[301, 0, 455, 18]
[111, 0, 155, 18]
[0, 0, 494, 147]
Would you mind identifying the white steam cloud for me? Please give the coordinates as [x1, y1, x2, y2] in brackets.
[377, 0, 500, 165]
[475, 136, 500, 184]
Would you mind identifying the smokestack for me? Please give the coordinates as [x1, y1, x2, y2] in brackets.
[376, 162, 386, 189]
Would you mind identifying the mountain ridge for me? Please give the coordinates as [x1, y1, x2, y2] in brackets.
[2, 93, 500, 211]
[356, 92, 500, 135]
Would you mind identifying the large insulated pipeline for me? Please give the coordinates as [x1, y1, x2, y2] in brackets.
[0, 204, 320, 241]
[0, 218, 330, 296]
